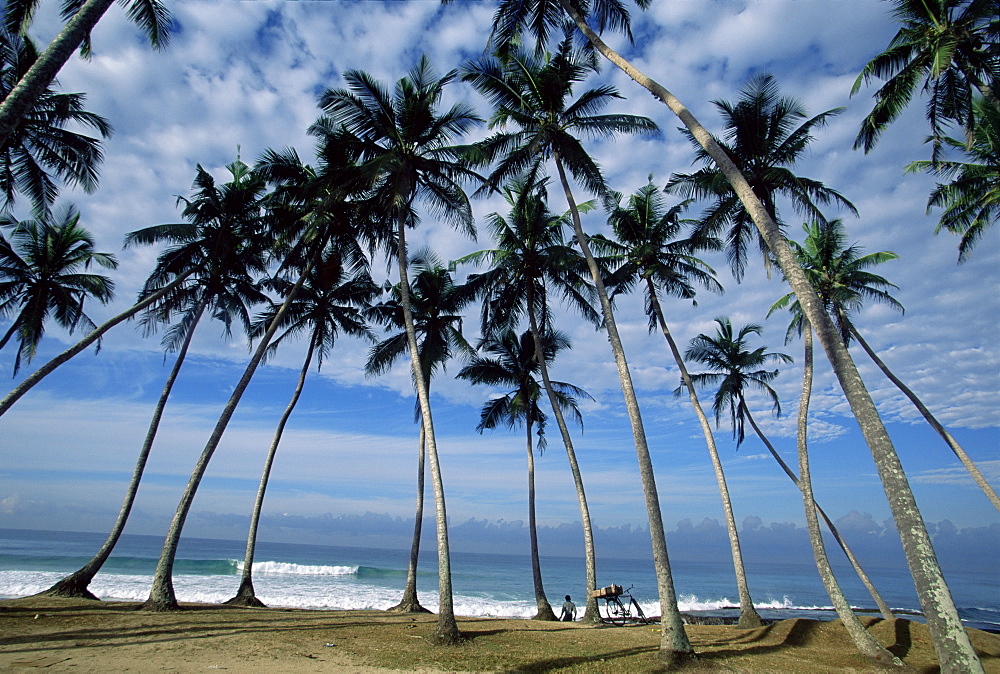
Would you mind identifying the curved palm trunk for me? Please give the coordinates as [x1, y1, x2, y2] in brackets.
[0, 0, 116, 147]
[525, 418, 557, 620]
[226, 336, 317, 608]
[561, 7, 981, 670]
[0, 269, 195, 417]
[388, 423, 430, 613]
[647, 285, 762, 627]
[395, 216, 460, 644]
[39, 299, 207, 599]
[553, 153, 693, 663]
[794, 326, 900, 664]
[142, 258, 315, 611]
[848, 323, 999, 511]
[525, 288, 600, 622]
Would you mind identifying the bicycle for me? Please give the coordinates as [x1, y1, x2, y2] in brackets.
[591, 584, 650, 625]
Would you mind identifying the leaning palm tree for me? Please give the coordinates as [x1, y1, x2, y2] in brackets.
[773, 219, 999, 510]
[364, 250, 476, 615]
[598, 181, 764, 628]
[0, 204, 117, 374]
[483, 3, 982, 667]
[226, 248, 378, 607]
[666, 73, 857, 280]
[0, 0, 169, 149]
[458, 176, 604, 621]
[463, 36, 701, 651]
[0, 27, 111, 216]
[37, 159, 272, 600]
[318, 57, 483, 643]
[852, 0, 998, 159]
[457, 329, 591, 621]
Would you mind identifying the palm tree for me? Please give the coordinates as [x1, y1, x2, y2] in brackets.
[464, 37, 702, 654]
[226, 248, 378, 607]
[483, 4, 983, 667]
[457, 328, 591, 621]
[773, 219, 999, 510]
[0, 27, 112, 216]
[666, 73, 857, 280]
[364, 250, 476, 615]
[35, 159, 273, 600]
[598, 181, 764, 628]
[906, 95, 999, 261]
[319, 56, 483, 643]
[0, 204, 117, 374]
[852, 0, 998, 159]
[0, 0, 169, 149]
[458, 176, 604, 621]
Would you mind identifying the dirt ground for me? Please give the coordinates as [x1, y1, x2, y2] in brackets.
[2, 596, 999, 672]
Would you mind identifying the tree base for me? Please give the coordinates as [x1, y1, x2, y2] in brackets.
[656, 648, 698, 669]
[140, 597, 180, 612]
[386, 600, 431, 613]
[223, 594, 266, 608]
[737, 609, 765, 628]
[428, 620, 463, 646]
[532, 605, 558, 621]
[36, 574, 100, 601]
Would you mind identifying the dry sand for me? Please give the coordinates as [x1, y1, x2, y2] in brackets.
[2, 596, 999, 672]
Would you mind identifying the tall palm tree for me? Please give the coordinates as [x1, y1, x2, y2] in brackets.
[319, 56, 483, 644]
[773, 219, 999, 510]
[598, 181, 764, 628]
[458, 176, 604, 621]
[226, 248, 378, 607]
[0, 204, 116, 374]
[0, 27, 111, 216]
[852, 0, 998, 159]
[666, 73, 856, 280]
[364, 250, 475, 615]
[36, 159, 273, 600]
[457, 329, 591, 621]
[0, 0, 169, 149]
[464, 37, 703, 653]
[483, 3, 983, 667]
[906, 95, 999, 261]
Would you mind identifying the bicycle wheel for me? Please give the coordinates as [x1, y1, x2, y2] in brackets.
[608, 597, 629, 626]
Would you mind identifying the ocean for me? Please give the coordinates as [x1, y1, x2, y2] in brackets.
[1, 528, 997, 633]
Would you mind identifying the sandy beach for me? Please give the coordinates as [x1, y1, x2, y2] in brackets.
[2, 596, 999, 672]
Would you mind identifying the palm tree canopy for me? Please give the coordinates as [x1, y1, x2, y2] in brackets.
[906, 95, 999, 260]
[666, 73, 857, 280]
[0, 203, 117, 373]
[462, 35, 658, 198]
[852, 0, 999, 157]
[683, 316, 792, 446]
[456, 328, 590, 449]
[0, 27, 112, 216]
[460, 175, 598, 338]
[770, 219, 904, 345]
[5, 0, 172, 50]
[597, 178, 723, 328]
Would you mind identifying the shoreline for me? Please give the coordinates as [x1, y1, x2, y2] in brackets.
[3, 596, 999, 672]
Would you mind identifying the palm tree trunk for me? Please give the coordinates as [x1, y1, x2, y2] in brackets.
[388, 422, 430, 613]
[646, 284, 762, 628]
[0, 269, 195, 417]
[525, 287, 600, 622]
[526, 418, 557, 620]
[0, 0, 116, 147]
[226, 336, 317, 608]
[793, 326, 900, 664]
[847, 323, 999, 511]
[38, 299, 207, 599]
[552, 152, 693, 664]
[395, 215, 460, 645]
[142, 258, 316, 611]
[560, 7, 981, 670]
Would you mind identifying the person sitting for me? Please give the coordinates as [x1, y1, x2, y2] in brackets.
[559, 595, 576, 622]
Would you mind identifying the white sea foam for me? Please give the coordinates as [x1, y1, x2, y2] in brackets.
[240, 561, 360, 576]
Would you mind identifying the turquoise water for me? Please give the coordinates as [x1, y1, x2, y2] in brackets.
[1, 528, 996, 631]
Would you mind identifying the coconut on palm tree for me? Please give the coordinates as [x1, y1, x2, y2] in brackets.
[318, 57, 483, 643]
[457, 328, 591, 621]
[0, 204, 117, 374]
[458, 176, 604, 620]
[364, 250, 476, 615]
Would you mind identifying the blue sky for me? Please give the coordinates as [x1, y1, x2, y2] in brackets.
[1, 1, 997, 562]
